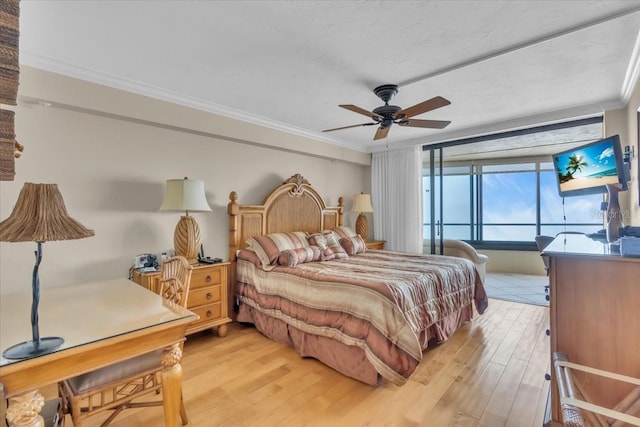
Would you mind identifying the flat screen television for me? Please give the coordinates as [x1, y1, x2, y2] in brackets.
[552, 134, 628, 197]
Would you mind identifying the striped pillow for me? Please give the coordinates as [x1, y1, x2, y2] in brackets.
[328, 226, 357, 240]
[308, 231, 349, 261]
[246, 231, 309, 267]
[278, 246, 322, 266]
[339, 235, 367, 255]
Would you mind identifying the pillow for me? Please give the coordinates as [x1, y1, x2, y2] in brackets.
[236, 248, 262, 268]
[277, 246, 322, 267]
[329, 226, 357, 240]
[308, 231, 349, 261]
[246, 231, 309, 267]
[339, 235, 367, 255]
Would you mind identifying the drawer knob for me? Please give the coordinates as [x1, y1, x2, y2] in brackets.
[206, 292, 212, 300]
[546, 329, 550, 336]
[206, 309, 212, 318]
[205, 275, 212, 283]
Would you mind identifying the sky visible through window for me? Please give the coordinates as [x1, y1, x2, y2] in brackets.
[423, 165, 604, 242]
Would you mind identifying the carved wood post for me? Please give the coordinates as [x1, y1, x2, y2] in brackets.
[5, 390, 45, 427]
[161, 343, 183, 427]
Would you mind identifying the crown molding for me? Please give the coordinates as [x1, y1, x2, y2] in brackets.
[621, 28, 640, 103]
[19, 53, 366, 153]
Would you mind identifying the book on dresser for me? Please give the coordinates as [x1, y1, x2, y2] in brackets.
[132, 261, 232, 337]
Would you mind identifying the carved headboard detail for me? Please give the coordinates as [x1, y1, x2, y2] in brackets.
[228, 173, 344, 260]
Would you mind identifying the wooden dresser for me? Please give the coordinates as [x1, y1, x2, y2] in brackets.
[365, 240, 385, 250]
[543, 234, 640, 424]
[132, 261, 232, 337]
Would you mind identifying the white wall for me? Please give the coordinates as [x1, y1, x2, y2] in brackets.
[482, 249, 546, 275]
[0, 68, 370, 294]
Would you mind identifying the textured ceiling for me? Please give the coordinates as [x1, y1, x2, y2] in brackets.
[17, 1, 640, 154]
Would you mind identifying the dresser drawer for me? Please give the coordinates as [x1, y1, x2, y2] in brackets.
[188, 285, 221, 307]
[190, 302, 221, 326]
[134, 261, 231, 336]
[191, 266, 223, 290]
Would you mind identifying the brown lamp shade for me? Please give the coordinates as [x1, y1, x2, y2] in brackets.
[0, 182, 94, 242]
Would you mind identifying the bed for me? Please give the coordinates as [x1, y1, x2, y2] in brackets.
[227, 173, 488, 386]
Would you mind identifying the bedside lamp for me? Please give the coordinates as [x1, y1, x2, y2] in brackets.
[352, 192, 373, 240]
[0, 183, 94, 359]
[160, 177, 211, 265]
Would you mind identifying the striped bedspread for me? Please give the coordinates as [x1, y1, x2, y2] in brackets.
[236, 250, 488, 385]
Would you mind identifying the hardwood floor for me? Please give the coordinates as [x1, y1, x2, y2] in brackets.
[4, 298, 551, 426]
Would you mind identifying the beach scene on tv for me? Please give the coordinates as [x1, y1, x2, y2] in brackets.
[554, 139, 620, 192]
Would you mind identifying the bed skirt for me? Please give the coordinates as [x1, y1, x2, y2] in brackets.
[237, 301, 474, 386]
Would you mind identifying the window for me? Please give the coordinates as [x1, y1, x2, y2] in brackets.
[424, 158, 604, 246]
[423, 117, 605, 248]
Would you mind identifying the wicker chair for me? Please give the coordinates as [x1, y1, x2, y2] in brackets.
[58, 256, 193, 427]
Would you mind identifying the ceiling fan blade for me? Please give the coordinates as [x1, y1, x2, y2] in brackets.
[322, 122, 376, 132]
[399, 119, 451, 129]
[396, 96, 450, 119]
[374, 126, 390, 140]
[340, 104, 382, 119]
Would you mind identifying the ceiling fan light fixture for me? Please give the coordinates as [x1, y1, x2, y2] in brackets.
[323, 84, 451, 141]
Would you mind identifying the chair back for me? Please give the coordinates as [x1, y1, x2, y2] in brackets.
[158, 256, 193, 308]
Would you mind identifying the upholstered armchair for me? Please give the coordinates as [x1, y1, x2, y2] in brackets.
[423, 239, 488, 283]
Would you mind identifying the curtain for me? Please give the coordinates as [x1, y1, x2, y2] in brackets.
[372, 146, 423, 253]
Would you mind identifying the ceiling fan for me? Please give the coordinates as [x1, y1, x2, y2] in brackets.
[323, 84, 451, 140]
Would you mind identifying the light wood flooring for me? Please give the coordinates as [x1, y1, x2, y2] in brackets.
[7, 298, 551, 426]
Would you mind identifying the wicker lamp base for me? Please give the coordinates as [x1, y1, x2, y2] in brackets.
[355, 212, 368, 240]
[173, 215, 200, 265]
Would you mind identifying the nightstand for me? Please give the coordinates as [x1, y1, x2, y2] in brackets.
[365, 240, 385, 250]
[131, 261, 232, 337]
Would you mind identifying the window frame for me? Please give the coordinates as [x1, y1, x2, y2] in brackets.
[422, 117, 605, 251]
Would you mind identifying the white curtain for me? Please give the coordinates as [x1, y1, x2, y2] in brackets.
[372, 146, 423, 253]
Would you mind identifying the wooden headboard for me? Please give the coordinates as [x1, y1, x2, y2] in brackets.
[226, 173, 344, 317]
[227, 173, 344, 261]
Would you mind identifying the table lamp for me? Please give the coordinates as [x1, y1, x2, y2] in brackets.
[0, 182, 94, 359]
[352, 192, 373, 240]
[159, 177, 211, 265]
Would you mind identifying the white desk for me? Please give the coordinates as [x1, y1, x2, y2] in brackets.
[0, 279, 196, 427]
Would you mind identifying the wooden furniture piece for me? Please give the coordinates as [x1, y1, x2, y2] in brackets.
[365, 240, 385, 250]
[544, 234, 640, 425]
[227, 173, 344, 319]
[59, 256, 193, 427]
[553, 352, 640, 426]
[0, 279, 196, 427]
[132, 261, 231, 337]
[228, 173, 487, 386]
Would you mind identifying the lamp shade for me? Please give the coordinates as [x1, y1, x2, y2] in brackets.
[0, 182, 94, 242]
[159, 178, 212, 213]
[0, 182, 93, 360]
[351, 193, 373, 213]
